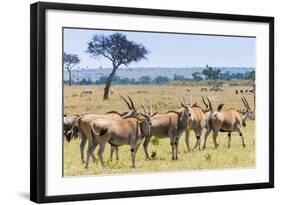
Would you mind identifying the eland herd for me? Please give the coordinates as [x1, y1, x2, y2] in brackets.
[64, 95, 253, 168]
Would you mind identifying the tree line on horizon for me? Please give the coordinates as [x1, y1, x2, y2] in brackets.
[64, 69, 255, 86]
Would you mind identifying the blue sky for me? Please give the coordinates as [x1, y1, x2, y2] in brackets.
[64, 28, 256, 69]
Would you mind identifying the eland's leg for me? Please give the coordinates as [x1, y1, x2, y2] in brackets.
[236, 127, 246, 148]
[131, 142, 141, 168]
[110, 145, 115, 161]
[143, 135, 152, 159]
[80, 134, 87, 163]
[193, 131, 198, 150]
[110, 145, 118, 161]
[185, 129, 191, 152]
[212, 130, 219, 149]
[193, 130, 202, 151]
[116, 146, 119, 160]
[170, 135, 175, 160]
[203, 129, 211, 149]
[227, 132, 232, 148]
[130, 146, 136, 168]
[85, 137, 97, 168]
[198, 133, 202, 151]
[168, 129, 175, 160]
[97, 143, 106, 167]
[175, 136, 180, 160]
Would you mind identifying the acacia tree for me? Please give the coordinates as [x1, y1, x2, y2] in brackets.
[87, 33, 148, 100]
[202, 64, 221, 80]
[64, 53, 80, 86]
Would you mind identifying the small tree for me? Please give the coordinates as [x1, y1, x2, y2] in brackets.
[173, 74, 185, 81]
[154, 76, 170, 84]
[202, 64, 221, 80]
[64, 53, 80, 86]
[192, 71, 203, 81]
[87, 33, 148, 100]
[138, 76, 151, 84]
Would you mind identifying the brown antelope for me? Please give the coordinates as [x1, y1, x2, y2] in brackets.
[210, 87, 224, 92]
[143, 101, 191, 160]
[85, 110, 155, 168]
[249, 88, 255, 94]
[110, 88, 114, 95]
[80, 89, 93, 97]
[202, 96, 251, 149]
[67, 96, 140, 163]
[182, 97, 206, 152]
[201, 87, 208, 92]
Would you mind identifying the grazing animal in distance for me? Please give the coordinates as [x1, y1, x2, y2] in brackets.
[80, 89, 93, 97]
[210, 87, 223, 92]
[201, 87, 208, 92]
[186, 88, 191, 92]
[249, 88, 255, 94]
[240, 90, 244, 93]
[110, 88, 114, 95]
[202, 96, 251, 149]
[235, 90, 239, 95]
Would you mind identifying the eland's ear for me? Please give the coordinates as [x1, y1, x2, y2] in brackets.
[217, 104, 224, 112]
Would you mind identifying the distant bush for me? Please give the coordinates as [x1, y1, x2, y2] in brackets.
[79, 78, 93, 85]
[138, 76, 152, 84]
[153, 76, 171, 84]
[173, 74, 185, 81]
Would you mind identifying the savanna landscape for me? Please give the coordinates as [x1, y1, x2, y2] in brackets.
[64, 84, 255, 176]
[63, 28, 256, 177]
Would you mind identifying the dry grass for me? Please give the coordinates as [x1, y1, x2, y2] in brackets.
[64, 84, 255, 176]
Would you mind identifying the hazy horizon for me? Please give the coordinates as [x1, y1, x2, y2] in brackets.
[69, 65, 255, 70]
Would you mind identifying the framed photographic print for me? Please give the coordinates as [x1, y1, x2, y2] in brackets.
[30, 1, 274, 203]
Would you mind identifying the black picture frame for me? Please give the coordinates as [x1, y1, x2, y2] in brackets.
[30, 2, 274, 203]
